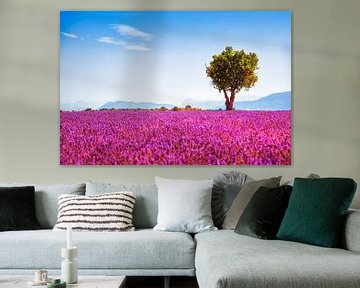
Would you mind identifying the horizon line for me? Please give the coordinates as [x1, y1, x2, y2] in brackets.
[61, 90, 291, 106]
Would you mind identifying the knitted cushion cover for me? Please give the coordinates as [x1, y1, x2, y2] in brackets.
[53, 192, 135, 231]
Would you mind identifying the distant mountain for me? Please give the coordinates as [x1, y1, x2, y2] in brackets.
[61, 91, 291, 111]
[99, 101, 174, 110]
[182, 99, 223, 109]
[60, 101, 103, 111]
[182, 91, 291, 110]
[235, 92, 291, 110]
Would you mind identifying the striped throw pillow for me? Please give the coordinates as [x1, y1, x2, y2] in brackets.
[53, 192, 136, 231]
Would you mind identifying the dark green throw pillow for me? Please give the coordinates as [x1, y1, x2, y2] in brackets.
[0, 186, 41, 231]
[277, 178, 357, 247]
[235, 185, 293, 239]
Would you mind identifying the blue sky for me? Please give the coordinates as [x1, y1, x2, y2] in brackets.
[60, 11, 291, 106]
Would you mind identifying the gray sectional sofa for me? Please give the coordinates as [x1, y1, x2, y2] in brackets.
[0, 181, 360, 288]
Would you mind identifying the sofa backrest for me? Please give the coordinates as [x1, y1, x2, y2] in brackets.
[0, 183, 86, 228]
[86, 181, 158, 229]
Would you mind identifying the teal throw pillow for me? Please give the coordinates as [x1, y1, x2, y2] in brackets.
[277, 178, 357, 247]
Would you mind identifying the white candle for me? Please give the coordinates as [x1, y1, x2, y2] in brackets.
[67, 225, 72, 249]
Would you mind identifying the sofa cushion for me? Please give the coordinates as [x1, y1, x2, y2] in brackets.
[0, 183, 85, 228]
[86, 182, 158, 229]
[195, 230, 360, 288]
[154, 177, 216, 233]
[234, 185, 292, 239]
[212, 171, 249, 228]
[53, 192, 136, 232]
[222, 177, 281, 229]
[0, 186, 40, 231]
[0, 229, 195, 271]
[277, 178, 357, 247]
[342, 209, 360, 253]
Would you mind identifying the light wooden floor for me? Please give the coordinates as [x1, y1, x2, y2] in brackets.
[126, 276, 199, 288]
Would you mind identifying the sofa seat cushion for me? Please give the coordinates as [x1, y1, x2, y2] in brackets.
[195, 230, 360, 288]
[0, 229, 195, 270]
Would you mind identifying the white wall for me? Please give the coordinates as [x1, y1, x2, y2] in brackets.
[0, 0, 359, 208]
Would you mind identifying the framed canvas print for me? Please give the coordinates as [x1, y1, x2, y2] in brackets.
[60, 11, 291, 165]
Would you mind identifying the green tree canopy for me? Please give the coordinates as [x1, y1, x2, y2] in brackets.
[206, 46, 259, 110]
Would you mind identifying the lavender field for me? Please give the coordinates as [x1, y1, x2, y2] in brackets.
[60, 110, 291, 165]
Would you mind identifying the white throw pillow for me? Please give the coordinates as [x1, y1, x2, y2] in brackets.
[53, 192, 135, 231]
[153, 177, 217, 233]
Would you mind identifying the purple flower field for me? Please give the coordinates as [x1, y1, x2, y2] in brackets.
[60, 110, 291, 165]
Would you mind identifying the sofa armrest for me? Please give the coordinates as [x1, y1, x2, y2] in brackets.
[342, 209, 360, 253]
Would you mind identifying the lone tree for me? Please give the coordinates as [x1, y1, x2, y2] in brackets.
[206, 46, 259, 110]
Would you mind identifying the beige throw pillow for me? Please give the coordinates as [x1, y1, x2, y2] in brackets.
[222, 177, 281, 230]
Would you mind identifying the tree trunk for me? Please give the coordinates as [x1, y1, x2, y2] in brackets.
[223, 90, 236, 110]
[225, 90, 236, 111]
[230, 90, 236, 110]
[226, 101, 234, 111]
[223, 90, 230, 110]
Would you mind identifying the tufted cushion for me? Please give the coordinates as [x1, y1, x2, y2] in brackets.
[211, 171, 249, 228]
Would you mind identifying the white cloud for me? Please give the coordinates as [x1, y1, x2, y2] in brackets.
[60, 32, 78, 39]
[97, 37, 125, 46]
[124, 44, 150, 51]
[97, 36, 150, 52]
[110, 24, 153, 41]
